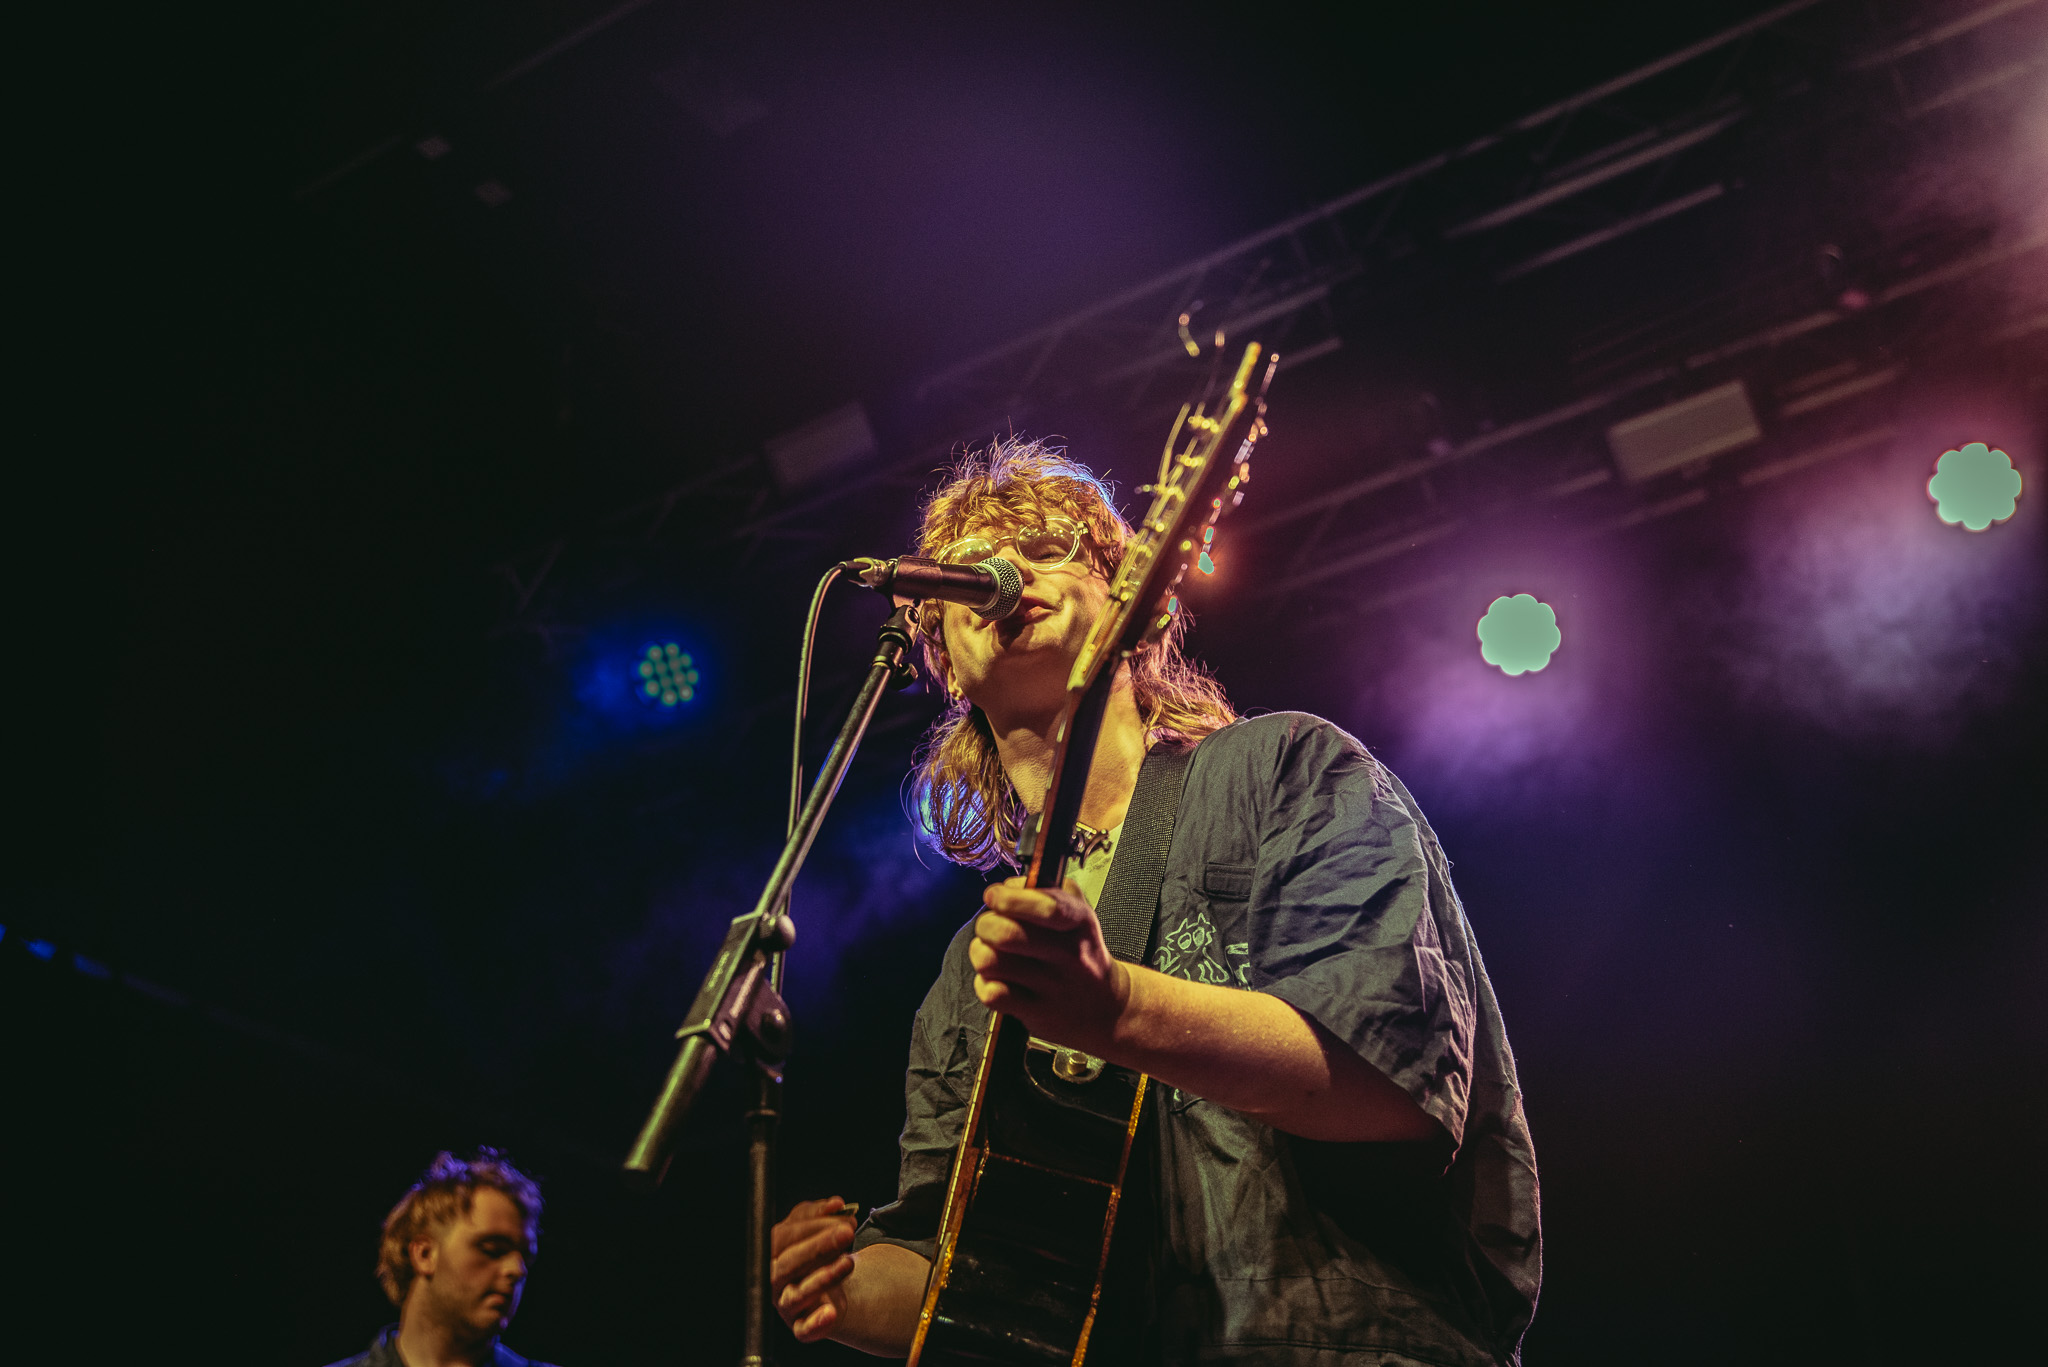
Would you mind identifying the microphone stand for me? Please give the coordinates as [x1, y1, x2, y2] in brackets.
[624, 604, 919, 1365]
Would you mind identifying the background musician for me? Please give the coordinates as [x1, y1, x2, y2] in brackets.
[323, 1148, 563, 1367]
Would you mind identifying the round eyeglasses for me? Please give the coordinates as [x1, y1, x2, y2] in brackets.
[937, 518, 1083, 570]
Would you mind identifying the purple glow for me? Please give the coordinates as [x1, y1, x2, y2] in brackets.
[1720, 420, 2042, 741]
[1378, 595, 1617, 807]
[1882, 20, 2048, 249]
[604, 797, 970, 1031]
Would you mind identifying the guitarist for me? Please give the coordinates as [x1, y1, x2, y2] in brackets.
[773, 440, 1541, 1364]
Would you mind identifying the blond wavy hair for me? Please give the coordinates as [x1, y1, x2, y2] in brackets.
[908, 437, 1236, 868]
[375, 1148, 542, 1307]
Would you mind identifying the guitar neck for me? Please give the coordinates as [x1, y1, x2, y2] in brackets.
[1024, 670, 1118, 890]
[908, 342, 1272, 1367]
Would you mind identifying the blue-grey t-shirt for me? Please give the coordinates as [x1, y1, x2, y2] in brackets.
[856, 713, 1541, 1365]
[320, 1325, 559, 1367]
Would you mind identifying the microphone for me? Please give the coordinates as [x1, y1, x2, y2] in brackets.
[843, 555, 1025, 620]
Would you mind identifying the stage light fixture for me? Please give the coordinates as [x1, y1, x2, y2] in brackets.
[1477, 594, 1562, 676]
[1927, 442, 2022, 531]
[638, 642, 700, 706]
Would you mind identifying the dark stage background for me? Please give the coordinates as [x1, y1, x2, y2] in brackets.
[9, 2, 2045, 1363]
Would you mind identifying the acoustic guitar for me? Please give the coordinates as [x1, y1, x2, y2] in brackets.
[907, 342, 1276, 1366]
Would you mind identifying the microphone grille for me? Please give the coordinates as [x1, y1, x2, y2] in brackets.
[973, 557, 1025, 620]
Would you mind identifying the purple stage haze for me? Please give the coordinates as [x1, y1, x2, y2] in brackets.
[1717, 403, 2042, 744]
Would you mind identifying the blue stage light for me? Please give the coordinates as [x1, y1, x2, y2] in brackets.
[1477, 594, 1562, 676]
[638, 642, 701, 707]
[1927, 442, 2022, 531]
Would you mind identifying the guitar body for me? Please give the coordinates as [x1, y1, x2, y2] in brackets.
[912, 1016, 1147, 1365]
[908, 342, 1275, 1366]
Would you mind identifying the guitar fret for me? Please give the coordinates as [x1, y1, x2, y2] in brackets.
[981, 1149, 1116, 1189]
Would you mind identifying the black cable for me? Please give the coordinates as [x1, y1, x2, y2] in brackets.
[790, 564, 844, 841]
[777, 562, 844, 994]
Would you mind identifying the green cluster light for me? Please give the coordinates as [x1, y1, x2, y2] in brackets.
[639, 642, 700, 706]
[1477, 593, 1562, 676]
[1927, 442, 2022, 531]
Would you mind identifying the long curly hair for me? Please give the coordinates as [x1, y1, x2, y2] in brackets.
[907, 437, 1236, 869]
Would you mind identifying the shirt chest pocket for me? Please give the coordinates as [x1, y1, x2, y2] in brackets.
[1202, 863, 1253, 901]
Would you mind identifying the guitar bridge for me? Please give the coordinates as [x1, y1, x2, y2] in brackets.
[1026, 1036, 1106, 1084]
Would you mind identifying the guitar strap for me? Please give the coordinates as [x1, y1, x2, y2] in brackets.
[1093, 740, 1198, 965]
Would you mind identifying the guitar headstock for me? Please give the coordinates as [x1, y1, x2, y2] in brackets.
[1020, 341, 1275, 884]
[1068, 342, 1275, 694]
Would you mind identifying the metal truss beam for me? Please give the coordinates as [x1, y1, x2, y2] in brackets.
[492, 0, 2046, 649]
[1848, 0, 2041, 67]
[1243, 228, 2043, 612]
[907, 0, 1842, 426]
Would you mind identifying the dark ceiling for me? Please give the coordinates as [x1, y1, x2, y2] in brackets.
[10, 1, 2047, 1363]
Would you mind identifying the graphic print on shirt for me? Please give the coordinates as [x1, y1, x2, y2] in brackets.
[1149, 904, 1248, 985]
